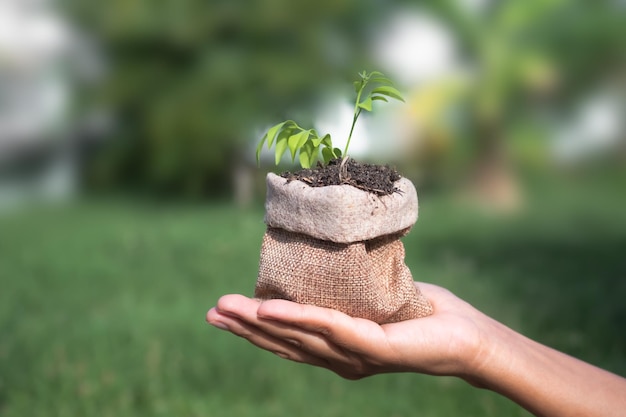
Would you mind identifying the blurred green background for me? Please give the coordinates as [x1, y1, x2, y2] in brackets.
[1, 0, 624, 416]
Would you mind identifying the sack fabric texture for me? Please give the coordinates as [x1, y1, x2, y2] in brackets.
[254, 173, 433, 324]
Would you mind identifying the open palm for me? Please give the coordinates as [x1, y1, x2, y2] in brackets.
[206, 283, 493, 381]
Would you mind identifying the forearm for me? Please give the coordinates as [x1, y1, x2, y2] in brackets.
[207, 289, 626, 416]
[471, 321, 626, 417]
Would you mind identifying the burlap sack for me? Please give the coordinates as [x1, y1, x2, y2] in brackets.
[254, 173, 433, 324]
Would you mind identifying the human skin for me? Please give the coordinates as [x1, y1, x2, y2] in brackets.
[206, 282, 626, 417]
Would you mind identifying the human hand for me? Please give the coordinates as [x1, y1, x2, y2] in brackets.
[208, 283, 626, 416]
[206, 283, 500, 381]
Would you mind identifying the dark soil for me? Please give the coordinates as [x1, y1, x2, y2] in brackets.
[280, 158, 402, 196]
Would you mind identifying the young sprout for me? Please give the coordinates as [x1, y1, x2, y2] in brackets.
[256, 70, 404, 169]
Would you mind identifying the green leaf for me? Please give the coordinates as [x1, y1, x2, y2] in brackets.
[288, 130, 310, 161]
[353, 80, 362, 93]
[333, 148, 342, 158]
[257, 121, 289, 165]
[274, 127, 294, 165]
[321, 147, 334, 164]
[274, 140, 288, 165]
[296, 132, 309, 149]
[371, 94, 389, 102]
[265, 121, 287, 148]
[256, 135, 266, 165]
[311, 135, 324, 147]
[320, 133, 332, 147]
[370, 76, 394, 85]
[358, 97, 373, 111]
[371, 86, 405, 102]
[298, 149, 311, 168]
[299, 141, 318, 169]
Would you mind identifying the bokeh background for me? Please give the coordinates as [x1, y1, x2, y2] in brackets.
[1, 0, 624, 416]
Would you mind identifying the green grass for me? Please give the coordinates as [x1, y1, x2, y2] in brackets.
[1, 173, 625, 417]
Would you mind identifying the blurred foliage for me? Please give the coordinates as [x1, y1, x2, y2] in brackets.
[63, 0, 625, 198]
[404, 0, 624, 139]
[391, 0, 624, 197]
[64, 0, 387, 196]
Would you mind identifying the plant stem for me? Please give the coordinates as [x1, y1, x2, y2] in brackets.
[344, 80, 365, 156]
[344, 109, 361, 157]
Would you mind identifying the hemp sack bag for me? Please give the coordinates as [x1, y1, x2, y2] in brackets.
[254, 172, 433, 324]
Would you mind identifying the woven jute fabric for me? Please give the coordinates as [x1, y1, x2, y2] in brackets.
[255, 227, 433, 324]
[264, 172, 418, 243]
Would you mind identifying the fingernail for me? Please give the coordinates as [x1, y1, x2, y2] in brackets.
[211, 321, 229, 331]
[274, 351, 289, 360]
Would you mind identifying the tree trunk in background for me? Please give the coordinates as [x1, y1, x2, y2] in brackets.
[465, 122, 522, 212]
[232, 159, 254, 208]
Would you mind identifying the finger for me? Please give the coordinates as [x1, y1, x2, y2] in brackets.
[208, 295, 348, 364]
[211, 294, 340, 345]
[211, 295, 357, 365]
[213, 295, 372, 349]
[256, 299, 387, 356]
[254, 316, 360, 365]
[221, 313, 371, 380]
[256, 299, 338, 334]
[229, 314, 373, 380]
[209, 305, 333, 369]
[213, 293, 263, 319]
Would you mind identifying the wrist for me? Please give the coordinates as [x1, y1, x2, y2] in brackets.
[454, 312, 520, 388]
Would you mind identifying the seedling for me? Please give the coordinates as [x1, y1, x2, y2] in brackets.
[256, 70, 405, 169]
